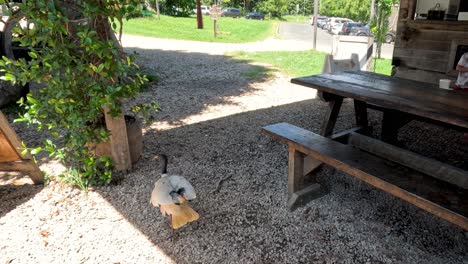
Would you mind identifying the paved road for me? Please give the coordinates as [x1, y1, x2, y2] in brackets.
[278, 22, 394, 59]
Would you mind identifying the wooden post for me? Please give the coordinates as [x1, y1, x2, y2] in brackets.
[104, 107, 132, 171]
[214, 19, 217, 38]
[287, 146, 326, 211]
[0, 111, 43, 184]
[196, 0, 203, 29]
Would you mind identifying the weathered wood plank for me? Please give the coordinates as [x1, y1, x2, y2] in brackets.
[288, 146, 304, 195]
[0, 111, 43, 184]
[348, 132, 468, 190]
[262, 123, 468, 230]
[394, 57, 448, 73]
[291, 71, 468, 130]
[393, 67, 456, 85]
[395, 39, 450, 52]
[406, 20, 468, 31]
[354, 100, 368, 129]
[393, 48, 449, 62]
[0, 130, 21, 162]
[104, 107, 132, 171]
[0, 160, 44, 184]
[0, 111, 31, 159]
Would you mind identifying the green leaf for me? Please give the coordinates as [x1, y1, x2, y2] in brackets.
[30, 147, 42, 155]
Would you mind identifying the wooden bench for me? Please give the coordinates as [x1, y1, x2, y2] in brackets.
[262, 122, 468, 230]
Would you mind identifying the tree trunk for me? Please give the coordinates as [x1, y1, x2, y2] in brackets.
[0, 12, 29, 108]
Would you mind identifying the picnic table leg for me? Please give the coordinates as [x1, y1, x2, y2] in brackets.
[320, 97, 343, 137]
[382, 110, 411, 145]
[287, 146, 326, 211]
[354, 100, 371, 135]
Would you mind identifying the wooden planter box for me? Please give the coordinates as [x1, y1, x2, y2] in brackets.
[89, 115, 143, 165]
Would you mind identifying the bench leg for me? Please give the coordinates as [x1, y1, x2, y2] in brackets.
[288, 147, 327, 211]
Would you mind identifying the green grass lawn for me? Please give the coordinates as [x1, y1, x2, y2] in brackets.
[280, 15, 310, 24]
[123, 14, 276, 43]
[228, 50, 393, 77]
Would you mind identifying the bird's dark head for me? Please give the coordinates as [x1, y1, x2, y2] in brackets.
[153, 154, 168, 175]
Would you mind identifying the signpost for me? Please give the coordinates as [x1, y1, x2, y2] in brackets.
[210, 5, 221, 37]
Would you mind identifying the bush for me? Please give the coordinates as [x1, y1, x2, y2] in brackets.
[0, 0, 153, 189]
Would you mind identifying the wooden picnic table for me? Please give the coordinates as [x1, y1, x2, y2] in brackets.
[260, 71, 468, 230]
[292, 71, 468, 142]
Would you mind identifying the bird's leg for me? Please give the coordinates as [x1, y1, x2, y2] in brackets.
[169, 214, 176, 242]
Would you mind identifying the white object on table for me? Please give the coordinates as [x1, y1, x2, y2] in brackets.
[439, 79, 452, 89]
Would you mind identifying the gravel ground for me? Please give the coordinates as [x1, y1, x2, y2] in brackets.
[1, 36, 467, 264]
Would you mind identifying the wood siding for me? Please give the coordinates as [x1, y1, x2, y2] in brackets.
[393, 0, 468, 84]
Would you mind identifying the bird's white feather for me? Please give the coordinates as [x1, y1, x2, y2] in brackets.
[150, 174, 196, 206]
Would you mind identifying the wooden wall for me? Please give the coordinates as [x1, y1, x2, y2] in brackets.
[392, 0, 468, 84]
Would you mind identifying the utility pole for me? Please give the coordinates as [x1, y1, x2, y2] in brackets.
[313, 0, 318, 50]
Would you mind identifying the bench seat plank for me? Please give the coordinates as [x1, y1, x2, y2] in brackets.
[262, 122, 468, 230]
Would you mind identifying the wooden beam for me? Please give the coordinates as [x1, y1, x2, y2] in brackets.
[287, 146, 326, 211]
[354, 100, 369, 134]
[0, 111, 43, 184]
[348, 132, 468, 190]
[0, 160, 43, 184]
[288, 146, 304, 196]
[104, 107, 132, 171]
[0, 111, 31, 159]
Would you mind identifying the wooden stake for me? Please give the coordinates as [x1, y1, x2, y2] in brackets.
[103, 106, 132, 171]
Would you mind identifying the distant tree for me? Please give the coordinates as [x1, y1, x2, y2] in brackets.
[371, 0, 396, 59]
[319, 0, 370, 22]
[287, 0, 315, 16]
[163, 0, 195, 16]
[257, 0, 288, 17]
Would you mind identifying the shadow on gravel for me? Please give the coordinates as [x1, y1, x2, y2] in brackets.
[98, 97, 468, 263]
[0, 176, 43, 218]
[124, 47, 276, 127]
[1, 47, 467, 263]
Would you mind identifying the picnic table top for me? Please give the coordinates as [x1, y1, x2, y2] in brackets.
[291, 71, 468, 130]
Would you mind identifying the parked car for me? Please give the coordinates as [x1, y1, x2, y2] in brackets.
[192, 5, 210, 15]
[350, 25, 396, 43]
[341, 22, 365, 35]
[221, 8, 241, 18]
[331, 23, 344, 35]
[326, 17, 353, 33]
[309, 15, 327, 25]
[349, 24, 371, 36]
[384, 31, 396, 43]
[245, 12, 264, 20]
[318, 17, 330, 29]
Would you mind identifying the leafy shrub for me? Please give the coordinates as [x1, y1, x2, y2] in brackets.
[0, 0, 153, 189]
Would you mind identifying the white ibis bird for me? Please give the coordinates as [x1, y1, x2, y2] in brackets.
[150, 154, 200, 229]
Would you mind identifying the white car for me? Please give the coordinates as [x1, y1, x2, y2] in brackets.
[193, 5, 210, 15]
[331, 23, 344, 35]
[327, 17, 353, 33]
